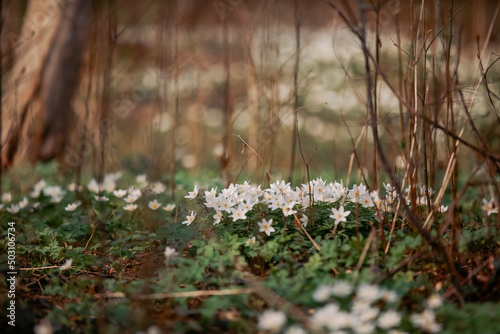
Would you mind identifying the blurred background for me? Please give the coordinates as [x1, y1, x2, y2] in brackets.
[2, 0, 499, 190]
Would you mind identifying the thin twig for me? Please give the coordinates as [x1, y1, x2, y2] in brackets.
[83, 201, 97, 253]
[94, 288, 254, 300]
[19, 265, 66, 271]
[352, 227, 376, 285]
[293, 214, 320, 252]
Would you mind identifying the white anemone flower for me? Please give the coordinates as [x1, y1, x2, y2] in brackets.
[257, 310, 286, 332]
[245, 236, 256, 246]
[6, 204, 20, 214]
[329, 205, 351, 225]
[164, 246, 178, 258]
[164, 203, 176, 212]
[113, 189, 127, 198]
[482, 198, 498, 216]
[258, 218, 275, 236]
[65, 201, 82, 212]
[1, 192, 12, 203]
[60, 259, 73, 271]
[148, 199, 161, 210]
[182, 211, 196, 225]
[124, 204, 137, 211]
[185, 185, 199, 199]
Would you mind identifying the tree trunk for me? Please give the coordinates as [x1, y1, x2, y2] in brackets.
[1, 0, 90, 167]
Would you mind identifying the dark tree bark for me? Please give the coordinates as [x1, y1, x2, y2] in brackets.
[2, 0, 90, 167]
[33, 0, 91, 161]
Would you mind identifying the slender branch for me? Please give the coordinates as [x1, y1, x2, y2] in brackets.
[94, 288, 254, 300]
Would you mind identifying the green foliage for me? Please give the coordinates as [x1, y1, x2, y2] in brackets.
[1, 174, 499, 333]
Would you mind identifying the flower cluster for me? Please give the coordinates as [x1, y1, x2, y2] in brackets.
[182, 178, 480, 237]
[258, 282, 444, 333]
[1, 172, 177, 215]
[183, 179, 353, 232]
[3, 175, 497, 226]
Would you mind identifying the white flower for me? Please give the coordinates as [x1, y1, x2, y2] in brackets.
[1, 192, 12, 203]
[330, 281, 352, 297]
[356, 306, 379, 322]
[299, 215, 308, 227]
[204, 187, 218, 198]
[6, 204, 20, 214]
[379, 288, 398, 303]
[426, 294, 443, 309]
[482, 198, 498, 216]
[311, 303, 340, 329]
[164, 203, 176, 212]
[136, 174, 147, 186]
[125, 194, 139, 203]
[182, 211, 196, 226]
[150, 181, 166, 194]
[164, 246, 178, 258]
[213, 210, 223, 225]
[439, 205, 448, 213]
[353, 321, 375, 334]
[124, 194, 138, 203]
[102, 176, 116, 193]
[356, 284, 380, 303]
[360, 194, 374, 208]
[60, 259, 73, 271]
[18, 197, 29, 209]
[65, 201, 82, 212]
[67, 183, 83, 192]
[113, 189, 127, 198]
[146, 325, 161, 334]
[377, 310, 401, 329]
[395, 155, 406, 169]
[258, 218, 275, 236]
[33, 180, 47, 192]
[128, 187, 142, 198]
[270, 180, 291, 194]
[33, 318, 53, 334]
[257, 310, 287, 332]
[245, 236, 256, 246]
[87, 179, 101, 193]
[410, 309, 442, 333]
[348, 184, 366, 202]
[185, 185, 199, 199]
[44, 186, 66, 201]
[313, 285, 332, 302]
[284, 326, 305, 334]
[282, 201, 297, 217]
[329, 205, 351, 225]
[94, 195, 109, 202]
[388, 330, 408, 334]
[230, 206, 247, 221]
[51, 195, 64, 203]
[218, 196, 235, 213]
[124, 204, 137, 211]
[351, 299, 372, 315]
[148, 199, 161, 210]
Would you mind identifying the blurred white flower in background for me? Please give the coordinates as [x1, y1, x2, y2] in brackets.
[60, 259, 73, 271]
[257, 310, 287, 332]
[164, 246, 178, 258]
[148, 199, 161, 210]
[164, 203, 176, 212]
[65, 201, 82, 212]
[124, 204, 137, 211]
